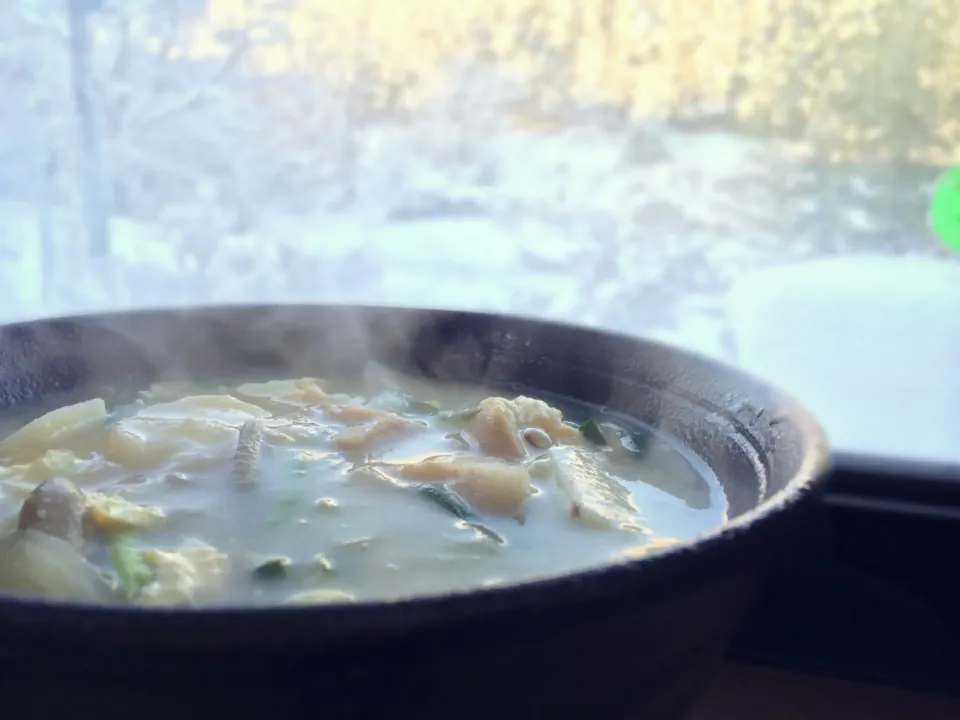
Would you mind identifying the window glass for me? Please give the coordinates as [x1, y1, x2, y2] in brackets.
[2, 0, 958, 462]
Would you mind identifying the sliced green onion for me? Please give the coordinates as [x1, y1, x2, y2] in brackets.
[417, 484, 474, 520]
[578, 418, 607, 445]
[110, 534, 153, 600]
[252, 557, 292, 581]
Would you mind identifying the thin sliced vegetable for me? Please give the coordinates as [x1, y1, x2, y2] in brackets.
[549, 446, 643, 531]
[0, 398, 107, 462]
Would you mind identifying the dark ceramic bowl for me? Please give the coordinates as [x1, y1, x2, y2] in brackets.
[0, 305, 828, 719]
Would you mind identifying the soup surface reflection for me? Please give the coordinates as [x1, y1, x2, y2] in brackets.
[0, 365, 726, 606]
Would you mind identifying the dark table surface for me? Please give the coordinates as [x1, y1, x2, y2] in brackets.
[692, 664, 960, 719]
[725, 459, 960, 697]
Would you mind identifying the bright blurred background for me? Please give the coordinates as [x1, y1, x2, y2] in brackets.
[0, 0, 958, 459]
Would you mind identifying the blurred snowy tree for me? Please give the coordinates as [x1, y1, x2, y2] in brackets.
[68, 0, 111, 257]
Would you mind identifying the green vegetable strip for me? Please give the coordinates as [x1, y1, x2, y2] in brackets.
[416, 485, 505, 544]
[466, 522, 506, 545]
[252, 558, 291, 581]
[580, 417, 651, 458]
[233, 419, 264, 488]
[578, 418, 608, 445]
[110, 534, 153, 600]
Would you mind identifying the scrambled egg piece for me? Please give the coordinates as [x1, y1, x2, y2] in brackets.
[137, 539, 230, 606]
[84, 492, 165, 532]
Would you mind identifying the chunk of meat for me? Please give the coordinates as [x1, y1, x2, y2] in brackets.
[18, 478, 87, 546]
[0, 479, 114, 601]
[468, 396, 581, 460]
[334, 413, 416, 451]
[398, 456, 531, 515]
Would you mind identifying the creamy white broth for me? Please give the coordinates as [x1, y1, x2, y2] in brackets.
[0, 367, 726, 606]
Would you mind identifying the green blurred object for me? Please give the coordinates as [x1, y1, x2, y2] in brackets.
[929, 166, 960, 253]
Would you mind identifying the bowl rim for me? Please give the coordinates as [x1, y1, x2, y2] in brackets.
[0, 302, 831, 631]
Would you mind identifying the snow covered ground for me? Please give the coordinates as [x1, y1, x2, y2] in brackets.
[729, 257, 960, 464]
[0, 122, 956, 461]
